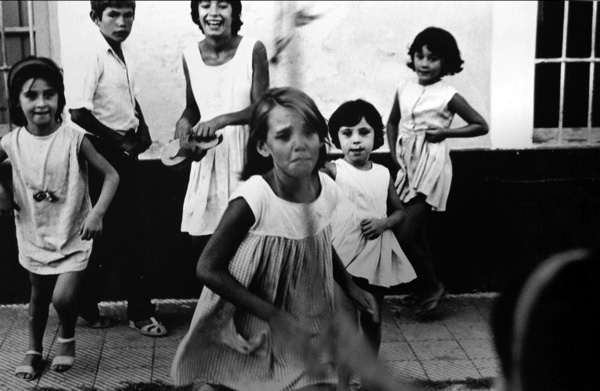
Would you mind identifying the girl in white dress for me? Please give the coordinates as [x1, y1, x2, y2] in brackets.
[171, 87, 377, 391]
[323, 99, 416, 390]
[0, 57, 118, 380]
[175, 1, 269, 258]
[386, 27, 488, 316]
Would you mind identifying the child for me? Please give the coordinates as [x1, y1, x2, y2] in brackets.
[386, 27, 488, 316]
[69, 0, 167, 336]
[323, 99, 416, 390]
[0, 56, 118, 380]
[171, 87, 378, 391]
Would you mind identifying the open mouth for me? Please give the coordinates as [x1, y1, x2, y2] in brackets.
[205, 19, 223, 28]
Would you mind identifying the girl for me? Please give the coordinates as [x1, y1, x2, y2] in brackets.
[323, 99, 416, 390]
[175, 0, 269, 259]
[171, 87, 377, 391]
[0, 57, 118, 380]
[386, 27, 488, 317]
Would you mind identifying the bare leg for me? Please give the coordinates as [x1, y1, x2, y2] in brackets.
[334, 284, 359, 391]
[51, 270, 85, 371]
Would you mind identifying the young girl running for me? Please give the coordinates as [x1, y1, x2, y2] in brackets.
[171, 87, 378, 391]
[386, 27, 488, 317]
[323, 99, 416, 390]
[0, 57, 118, 380]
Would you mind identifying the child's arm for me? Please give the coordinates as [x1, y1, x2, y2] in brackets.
[174, 56, 200, 140]
[78, 136, 119, 240]
[385, 92, 401, 167]
[320, 161, 337, 181]
[424, 93, 489, 143]
[332, 248, 380, 323]
[70, 108, 138, 155]
[360, 176, 405, 239]
[0, 146, 11, 216]
[194, 41, 270, 139]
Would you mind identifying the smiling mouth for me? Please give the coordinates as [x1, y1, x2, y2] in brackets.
[205, 20, 223, 28]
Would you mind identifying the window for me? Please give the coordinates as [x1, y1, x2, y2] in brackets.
[0, 0, 56, 136]
[533, 1, 599, 146]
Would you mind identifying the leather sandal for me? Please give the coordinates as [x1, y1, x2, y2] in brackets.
[51, 336, 75, 372]
[14, 350, 43, 381]
[415, 285, 447, 317]
[129, 317, 168, 337]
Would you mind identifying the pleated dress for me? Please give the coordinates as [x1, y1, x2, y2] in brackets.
[172, 172, 340, 390]
[394, 77, 458, 212]
[331, 159, 416, 287]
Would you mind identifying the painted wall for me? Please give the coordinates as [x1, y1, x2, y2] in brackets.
[56, 1, 496, 157]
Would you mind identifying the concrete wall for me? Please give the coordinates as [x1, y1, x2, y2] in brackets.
[56, 1, 498, 156]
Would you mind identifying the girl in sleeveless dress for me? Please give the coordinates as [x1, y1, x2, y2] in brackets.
[171, 87, 378, 391]
[0, 57, 118, 380]
[175, 1, 269, 257]
[323, 99, 416, 390]
[386, 27, 488, 317]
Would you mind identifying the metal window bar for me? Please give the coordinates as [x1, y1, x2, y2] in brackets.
[0, 0, 36, 130]
[534, 1, 599, 144]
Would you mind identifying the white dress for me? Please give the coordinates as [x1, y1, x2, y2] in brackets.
[331, 159, 416, 287]
[395, 77, 457, 212]
[172, 172, 339, 390]
[0, 125, 92, 274]
[181, 36, 256, 236]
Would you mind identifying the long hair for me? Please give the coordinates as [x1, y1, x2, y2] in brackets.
[7, 56, 65, 127]
[240, 87, 329, 180]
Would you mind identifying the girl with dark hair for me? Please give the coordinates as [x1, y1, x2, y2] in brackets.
[386, 27, 488, 317]
[172, 87, 377, 391]
[0, 56, 118, 379]
[176, 1, 269, 260]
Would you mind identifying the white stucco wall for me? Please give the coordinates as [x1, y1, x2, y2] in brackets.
[56, 1, 537, 156]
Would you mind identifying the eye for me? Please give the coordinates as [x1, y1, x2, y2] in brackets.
[43, 91, 57, 99]
[23, 91, 37, 99]
[359, 129, 372, 136]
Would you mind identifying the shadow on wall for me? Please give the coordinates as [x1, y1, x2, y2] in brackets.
[1, 149, 600, 304]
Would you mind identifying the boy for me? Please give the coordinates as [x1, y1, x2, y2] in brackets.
[69, 0, 167, 337]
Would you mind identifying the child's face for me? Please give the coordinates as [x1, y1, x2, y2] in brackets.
[18, 78, 59, 134]
[338, 117, 374, 168]
[95, 7, 134, 45]
[258, 105, 322, 179]
[413, 45, 442, 85]
[198, 1, 233, 37]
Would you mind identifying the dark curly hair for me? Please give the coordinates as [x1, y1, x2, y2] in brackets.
[8, 56, 65, 127]
[407, 27, 464, 77]
[190, 1, 243, 35]
[90, 0, 136, 20]
[241, 87, 329, 181]
[328, 99, 384, 151]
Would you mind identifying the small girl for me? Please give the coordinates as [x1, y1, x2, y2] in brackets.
[0, 57, 118, 380]
[323, 99, 416, 390]
[171, 87, 377, 391]
[386, 27, 488, 316]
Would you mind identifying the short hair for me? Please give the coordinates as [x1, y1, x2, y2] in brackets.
[7, 56, 66, 127]
[491, 249, 600, 391]
[90, 0, 136, 20]
[241, 87, 329, 180]
[328, 99, 384, 151]
[190, 1, 243, 35]
[407, 27, 464, 77]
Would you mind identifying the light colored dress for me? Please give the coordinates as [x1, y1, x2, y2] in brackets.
[181, 36, 256, 236]
[395, 77, 457, 212]
[331, 159, 416, 287]
[172, 172, 339, 390]
[0, 125, 92, 274]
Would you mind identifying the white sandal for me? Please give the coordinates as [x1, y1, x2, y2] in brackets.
[14, 350, 43, 381]
[129, 316, 168, 337]
[51, 336, 75, 372]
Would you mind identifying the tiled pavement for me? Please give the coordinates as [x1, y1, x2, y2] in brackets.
[0, 294, 498, 390]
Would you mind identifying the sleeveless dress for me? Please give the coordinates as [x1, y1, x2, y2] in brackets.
[331, 159, 416, 287]
[181, 36, 256, 236]
[0, 125, 92, 274]
[172, 172, 339, 390]
[395, 77, 457, 212]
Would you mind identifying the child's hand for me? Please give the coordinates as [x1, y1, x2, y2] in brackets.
[174, 121, 192, 140]
[425, 126, 447, 143]
[194, 116, 227, 139]
[80, 212, 103, 240]
[347, 283, 381, 325]
[119, 129, 139, 155]
[361, 218, 386, 239]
